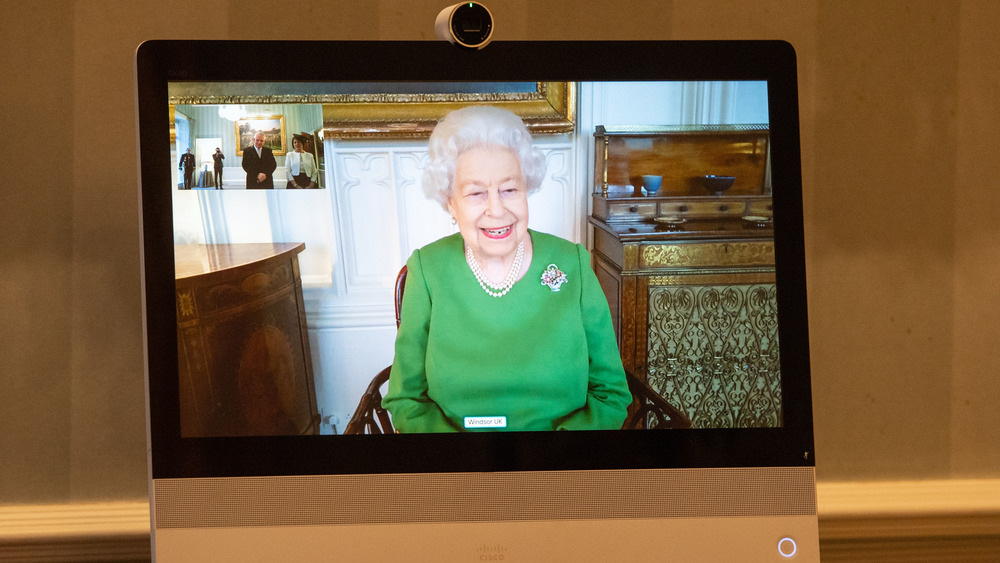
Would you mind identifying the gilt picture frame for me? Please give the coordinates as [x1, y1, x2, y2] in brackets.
[170, 82, 575, 140]
[235, 115, 287, 156]
[319, 82, 577, 139]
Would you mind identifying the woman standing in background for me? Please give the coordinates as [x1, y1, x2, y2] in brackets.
[285, 135, 318, 189]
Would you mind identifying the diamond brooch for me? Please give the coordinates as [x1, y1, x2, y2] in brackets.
[540, 264, 567, 292]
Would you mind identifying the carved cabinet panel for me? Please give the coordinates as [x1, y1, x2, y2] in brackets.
[645, 279, 781, 428]
[175, 243, 319, 437]
[591, 233, 782, 428]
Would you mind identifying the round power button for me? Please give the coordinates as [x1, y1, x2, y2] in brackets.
[778, 537, 797, 558]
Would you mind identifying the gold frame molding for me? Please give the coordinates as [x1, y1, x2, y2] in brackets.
[168, 82, 575, 140]
[321, 82, 576, 139]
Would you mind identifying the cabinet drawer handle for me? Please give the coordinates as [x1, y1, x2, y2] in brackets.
[629, 206, 638, 213]
[719, 205, 729, 212]
[678, 205, 688, 212]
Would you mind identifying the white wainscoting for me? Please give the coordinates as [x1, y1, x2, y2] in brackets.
[218, 166, 289, 188]
[3, 479, 999, 562]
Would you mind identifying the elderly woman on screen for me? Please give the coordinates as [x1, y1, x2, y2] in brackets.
[382, 106, 631, 433]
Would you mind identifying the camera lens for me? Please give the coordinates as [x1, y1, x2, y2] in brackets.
[451, 3, 492, 48]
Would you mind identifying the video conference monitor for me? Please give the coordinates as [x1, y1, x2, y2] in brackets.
[137, 39, 818, 561]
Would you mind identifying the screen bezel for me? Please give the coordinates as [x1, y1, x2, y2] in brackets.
[137, 40, 813, 479]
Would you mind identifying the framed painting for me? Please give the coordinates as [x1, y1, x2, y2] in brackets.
[235, 115, 287, 156]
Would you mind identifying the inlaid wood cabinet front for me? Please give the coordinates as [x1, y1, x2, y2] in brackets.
[174, 243, 320, 437]
[589, 125, 782, 428]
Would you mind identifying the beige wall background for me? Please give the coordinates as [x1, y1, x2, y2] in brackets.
[2, 0, 997, 505]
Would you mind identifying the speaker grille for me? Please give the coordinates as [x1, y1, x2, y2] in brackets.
[154, 467, 816, 528]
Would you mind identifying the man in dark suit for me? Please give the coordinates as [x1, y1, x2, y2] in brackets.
[178, 148, 196, 189]
[242, 132, 277, 189]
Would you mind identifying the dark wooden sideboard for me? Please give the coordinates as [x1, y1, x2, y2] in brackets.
[174, 243, 319, 437]
[589, 125, 782, 428]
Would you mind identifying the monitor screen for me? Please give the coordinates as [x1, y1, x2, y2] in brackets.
[138, 40, 817, 561]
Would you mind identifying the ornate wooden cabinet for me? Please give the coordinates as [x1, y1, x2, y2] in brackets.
[589, 125, 782, 428]
[174, 243, 320, 437]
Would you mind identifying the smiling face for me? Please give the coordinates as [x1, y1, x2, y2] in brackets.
[253, 133, 265, 150]
[447, 146, 530, 266]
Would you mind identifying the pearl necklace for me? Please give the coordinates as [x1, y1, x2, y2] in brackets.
[465, 241, 524, 298]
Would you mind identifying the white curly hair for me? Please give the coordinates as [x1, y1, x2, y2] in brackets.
[422, 105, 546, 210]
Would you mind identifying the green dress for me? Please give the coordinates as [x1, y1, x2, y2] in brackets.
[383, 230, 631, 432]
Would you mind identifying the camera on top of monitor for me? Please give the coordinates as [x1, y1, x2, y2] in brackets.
[435, 2, 494, 50]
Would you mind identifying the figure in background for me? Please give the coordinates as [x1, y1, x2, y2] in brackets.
[212, 147, 225, 189]
[382, 106, 631, 433]
[241, 132, 276, 189]
[178, 148, 196, 189]
[285, 135, 318, 189]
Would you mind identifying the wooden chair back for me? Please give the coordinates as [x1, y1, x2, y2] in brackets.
[342, 267, 406, 434]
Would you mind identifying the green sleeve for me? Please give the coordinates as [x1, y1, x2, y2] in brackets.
[382, 250, 461, 433]
[554, 244, 633, 430]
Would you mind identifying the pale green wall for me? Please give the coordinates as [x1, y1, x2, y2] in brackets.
[2, 0, 998, 504]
